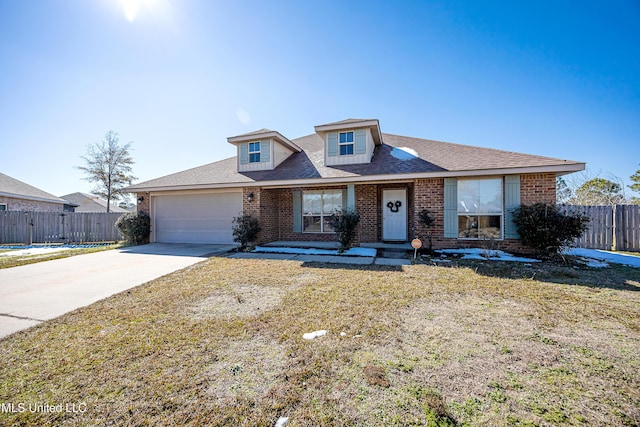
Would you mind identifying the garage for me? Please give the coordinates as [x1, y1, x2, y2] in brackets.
[152, 191, 243, 244]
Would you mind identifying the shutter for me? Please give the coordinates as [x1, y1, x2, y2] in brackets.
[444, 178, 458, 238]
[292, 190, 302, 233]
[239, 143, 249, 165]
[346, 184, 356, 211]
[504, 175, 521, 239]
[327, 132, 338, 157]
[354, 129, 366, 154]
[261, 140, 271, 163]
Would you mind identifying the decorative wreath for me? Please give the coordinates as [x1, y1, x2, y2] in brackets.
[386, 200, 402, 213]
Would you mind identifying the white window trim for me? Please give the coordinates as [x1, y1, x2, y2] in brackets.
[338, 131, 354, 156]
[249, 141, 261, 163]
[457, 178, 504, 240]
[302, 190, 342, 234]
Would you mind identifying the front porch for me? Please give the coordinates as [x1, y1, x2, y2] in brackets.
[244, 180, 443, 246]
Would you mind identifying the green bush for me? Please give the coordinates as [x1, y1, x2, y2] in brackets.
[232, 214, 261, 250]
[328, 209, 361, 253]
[116, 212, 150, 245]
[512, 203, 590, 258]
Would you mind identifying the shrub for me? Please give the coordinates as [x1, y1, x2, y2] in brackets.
[418, 209, 436, 251]
[116, 212, 150, 245]
[328, 209, 361, 253]
[512, 203, 590, 258]
[232, 214, 261, 250]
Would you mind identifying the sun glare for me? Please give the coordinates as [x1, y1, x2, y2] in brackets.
[121, 0, 154, 22]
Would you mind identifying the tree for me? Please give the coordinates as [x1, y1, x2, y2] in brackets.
[77, 131, 137, 212]
[556, 177, 572, 204]
[571, 177, 625, 206]
[629, 165, 640, 204]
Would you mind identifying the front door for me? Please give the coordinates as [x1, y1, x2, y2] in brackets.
[382, 189, 407, 241]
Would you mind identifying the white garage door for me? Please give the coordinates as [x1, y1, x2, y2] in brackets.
[153, 192, 242, 244]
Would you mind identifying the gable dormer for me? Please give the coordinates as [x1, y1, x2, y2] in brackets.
[314, 118, 383, 166]
[227, 129, 301, 172]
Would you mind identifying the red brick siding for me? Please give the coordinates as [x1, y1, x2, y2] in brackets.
[245, 172, 558, 254]
[521, 173, 557, 205]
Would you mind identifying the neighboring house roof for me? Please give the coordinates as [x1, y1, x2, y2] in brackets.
[0, 172, 68, 205]
[60, 192, 129, 213]
[126, 131, 584, 192]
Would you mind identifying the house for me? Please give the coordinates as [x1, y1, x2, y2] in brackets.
[0, 172, 70, 212]
[125, 118, 584, 251]
[60, 192, 130, 213]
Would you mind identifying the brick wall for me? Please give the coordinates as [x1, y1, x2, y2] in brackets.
[0, 196, 64, 212]
[244, 172, 557, 253]
[136, 193, 150, 215]
[521, 173, 557, 205]
[355, 184, 377, 243]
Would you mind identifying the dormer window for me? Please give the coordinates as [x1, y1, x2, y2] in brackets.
[249, 142, 261, 163]
[339, 132, 354, 155]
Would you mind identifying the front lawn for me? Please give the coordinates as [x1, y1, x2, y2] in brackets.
[0, 257, 638, 426]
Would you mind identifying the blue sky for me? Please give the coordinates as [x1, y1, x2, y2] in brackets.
[1, 0, 639, 199]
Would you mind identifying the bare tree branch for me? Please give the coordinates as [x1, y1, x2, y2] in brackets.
[76, 131, 137, 212]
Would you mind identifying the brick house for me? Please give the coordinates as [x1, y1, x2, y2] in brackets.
[126, 118, 584, 251]
[0, 172, 70, 212]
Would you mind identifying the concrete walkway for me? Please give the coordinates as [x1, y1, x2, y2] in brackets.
[0, 243, 233, 339]
[228, 251, 412, 266]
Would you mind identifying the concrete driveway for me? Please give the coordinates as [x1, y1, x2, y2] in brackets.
[0, 243, 234, 339]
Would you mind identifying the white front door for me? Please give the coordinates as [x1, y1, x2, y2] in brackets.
[382, 189, 407, 241]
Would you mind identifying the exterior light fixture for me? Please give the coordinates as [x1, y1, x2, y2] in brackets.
[247, 192, 254, 202]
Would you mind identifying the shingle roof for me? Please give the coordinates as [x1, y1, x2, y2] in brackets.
[126, 132, 584, 191]
[60, 192, 129, 213]
[0, 172, 67, 204]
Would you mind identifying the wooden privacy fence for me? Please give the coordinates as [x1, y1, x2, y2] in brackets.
[560, 204, 640, 252]
[0, 211, 124, 244]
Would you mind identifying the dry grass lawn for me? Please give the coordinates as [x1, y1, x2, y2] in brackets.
[0, 256, 639, 426]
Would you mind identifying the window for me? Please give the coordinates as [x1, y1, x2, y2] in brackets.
[249, 142, 261, 163]
[302, 190, 342, 233]
[0, 203, 6, 211]
[339, 131, 354, 155]
[457, 178, 503, 239]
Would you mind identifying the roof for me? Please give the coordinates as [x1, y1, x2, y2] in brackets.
[227, 128, 302, 153]
[126, 132, 584, 192]
[0, 172, 68, 204]
[60, 192, 129, 213]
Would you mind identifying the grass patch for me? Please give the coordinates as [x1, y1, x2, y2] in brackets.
[0, 243, 124, 269]
[0, 257, 639, 425]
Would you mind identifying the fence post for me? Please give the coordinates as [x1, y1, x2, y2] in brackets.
[611, 204, 617, 251]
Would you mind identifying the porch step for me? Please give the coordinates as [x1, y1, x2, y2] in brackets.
[262, 240, 340, 250]
[360, 242, 413, 250]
